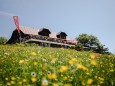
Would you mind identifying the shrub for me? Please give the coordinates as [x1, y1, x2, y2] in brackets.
[75, 44, 83, 51]
[0, 37, 7, 44]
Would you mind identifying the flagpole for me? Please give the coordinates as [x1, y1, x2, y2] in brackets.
[13, 16, 21, 43]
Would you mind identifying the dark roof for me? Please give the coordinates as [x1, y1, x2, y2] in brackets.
[57, 32, 67, 36]
[38, 28, 51, 34]
[49, 32, 71, 40]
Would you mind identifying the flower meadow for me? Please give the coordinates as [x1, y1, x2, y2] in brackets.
[0, 44, 115, 86]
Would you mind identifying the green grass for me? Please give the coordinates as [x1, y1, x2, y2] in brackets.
[0, 44, 115, 86]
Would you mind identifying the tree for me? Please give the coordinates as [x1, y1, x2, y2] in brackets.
[96, 44, 109, 54]
[89, 35, 100, 46]
[76, 34, 89, 46]
[76, 33, 100, 47]
[75, 33, 109, 54]
[0, 37, 7, 44]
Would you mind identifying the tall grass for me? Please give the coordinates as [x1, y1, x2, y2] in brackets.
[0, 44, 115, 86]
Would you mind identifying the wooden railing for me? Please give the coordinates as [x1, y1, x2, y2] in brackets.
[21, 35, 75, 45]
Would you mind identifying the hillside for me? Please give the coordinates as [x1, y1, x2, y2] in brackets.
[0, 44, 115, 86]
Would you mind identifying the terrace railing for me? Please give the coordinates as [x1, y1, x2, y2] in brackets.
[21, 35, 75, 45]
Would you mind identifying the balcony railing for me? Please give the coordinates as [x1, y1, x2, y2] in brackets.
[21, 35, 76, 45]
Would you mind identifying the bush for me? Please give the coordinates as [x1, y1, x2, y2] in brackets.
[0, 37, 7, 44]
[69, 46, 75, 49]
[75, 44, 83, 51]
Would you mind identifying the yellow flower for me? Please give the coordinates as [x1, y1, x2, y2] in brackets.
[33, 62, 38, 66]
[42, 65, 47, 70]
[102, 70, 105, 72]
[90, 54, 95, 59]
[50, 73, 57, 79]
[18, 81, 22, 85]
[82, 66, 88, 71]
[7, 82, 11, 86]
[77, 64, 83, 68]
[11, 77, 16, 81]
[86, 72, 90, 75]
[52, 83, 59, 86]
[31, 77, 37, 83]
[94, 76, 97, 79]
[63, 76, 67, 80]
[100, 81, 104, 84]
[98, 77, 104, 81]
[110, 69, 114, 72]
[5, 77, 8, 81]
[68, 60, 74, 65]
[19, 60, 25, 64]
[87, 78, 93, 85]
[11, 81, 15, 84]
[61, 74, 63, 77]
[48, 73, 57, 79]
[71, 58, 77, 62]
[81, 81, 85, 86]
[68, 58, 77, 65]
[64, 83, 72, 86]
[90, 60, 97, 66]
[23, 79, 27, 83]
[51, 58, 57, 63]
[60, 66, 68, 72]
[31, 52, 37, 56]
[77, 64, 88, 71]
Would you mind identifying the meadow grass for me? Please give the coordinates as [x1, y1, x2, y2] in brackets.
[0, 44, 115, 86]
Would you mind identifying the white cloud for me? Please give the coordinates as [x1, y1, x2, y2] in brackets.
[0, 11, 15, 17]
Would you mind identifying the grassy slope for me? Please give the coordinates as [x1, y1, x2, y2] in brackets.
[0, 45, 115, 86]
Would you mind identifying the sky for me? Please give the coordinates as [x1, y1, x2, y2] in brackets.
[0, 0, 115, 53]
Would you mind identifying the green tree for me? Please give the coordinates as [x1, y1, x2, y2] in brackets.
[89, 35, 100, 46]
[75, 33, 109, 53]
[76, 33, 100, 47]
[96, 44, 109, 54]
[0, 37, 7, 44]
[76, 34, 89, 46]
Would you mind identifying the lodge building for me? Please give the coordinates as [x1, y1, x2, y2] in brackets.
[7, 26, 77, 47]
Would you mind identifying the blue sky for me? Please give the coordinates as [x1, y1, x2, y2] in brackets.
[0, 0, 115, 53]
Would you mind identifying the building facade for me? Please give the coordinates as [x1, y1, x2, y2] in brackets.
[7, 26, 77, 47]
